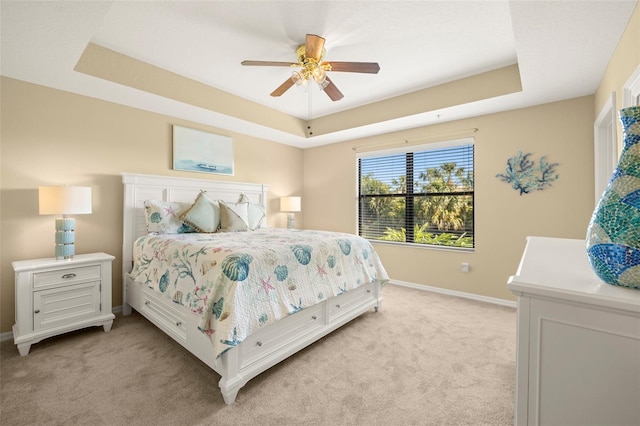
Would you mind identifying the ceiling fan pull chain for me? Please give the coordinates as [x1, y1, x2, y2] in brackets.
[308, 86, 312, 121]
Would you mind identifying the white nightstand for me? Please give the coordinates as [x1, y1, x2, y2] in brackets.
[12, 252, 116, 355]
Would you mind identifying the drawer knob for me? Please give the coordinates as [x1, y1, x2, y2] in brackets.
[335, 304, 341, 309]
[175, 321, 182, 327]
[311, 315, 317, 320]
[144, 301, 150, 306]
[256, 341, 263, 347]
[34, 309, 40, 314]
[61, 273, 77, 279]
[367, 289, 371, 293]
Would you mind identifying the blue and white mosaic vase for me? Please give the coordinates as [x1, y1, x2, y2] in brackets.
[586, 106, 640, 289]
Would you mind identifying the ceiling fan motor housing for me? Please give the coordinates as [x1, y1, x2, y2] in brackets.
[296, 44, 325, 64]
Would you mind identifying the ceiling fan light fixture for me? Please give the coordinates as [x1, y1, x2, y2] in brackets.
[292, 71, 308, 92]
[311, 66, 326, 83]
[311, 66, 329, 90]
[292, 70, 306, 85]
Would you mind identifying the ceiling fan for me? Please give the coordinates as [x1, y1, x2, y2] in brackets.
[241, 34, 380, 101]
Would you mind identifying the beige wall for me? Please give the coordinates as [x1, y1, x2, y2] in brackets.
[304, 96, 596, 301]
[595, 2, 639, 147]
[0, 77, 303, 333]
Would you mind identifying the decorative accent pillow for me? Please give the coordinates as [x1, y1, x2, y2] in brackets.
[238, 194, 267, 230]
[143, 200, 195, 234]
[219, 200, 250, 232]
[181, 191, 221, 233]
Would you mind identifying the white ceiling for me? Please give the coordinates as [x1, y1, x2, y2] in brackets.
[1, 1, 637, 148]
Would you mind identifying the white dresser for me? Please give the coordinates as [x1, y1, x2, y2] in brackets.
[13, 252, 116, 355]
[508, 237, 640, 426]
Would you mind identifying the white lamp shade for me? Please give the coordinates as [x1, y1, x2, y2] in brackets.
[280, 196, 301, 212]
[39, 186, 92, 215]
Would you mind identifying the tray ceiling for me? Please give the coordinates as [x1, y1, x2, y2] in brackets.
[1, 1, 637, 148]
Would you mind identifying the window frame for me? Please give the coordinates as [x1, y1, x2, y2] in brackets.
[356, 137, 475, 251]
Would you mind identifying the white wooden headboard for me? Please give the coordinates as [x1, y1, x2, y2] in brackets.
[121, 172, 270, 284]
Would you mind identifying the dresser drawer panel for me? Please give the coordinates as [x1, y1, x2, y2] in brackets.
[141, 291, 187, 343]
[328, 283, 375, 322]
[33, 265, 101, 289]
[241, 303, 324, 369]
[34, 281, 101, 331]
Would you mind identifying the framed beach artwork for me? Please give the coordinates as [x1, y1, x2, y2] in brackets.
[172, 125, 234, 175]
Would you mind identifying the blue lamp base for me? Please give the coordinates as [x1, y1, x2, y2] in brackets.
[55, 217, 75, 260]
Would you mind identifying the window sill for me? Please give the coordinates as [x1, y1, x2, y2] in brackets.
[368, 239, 475, 253]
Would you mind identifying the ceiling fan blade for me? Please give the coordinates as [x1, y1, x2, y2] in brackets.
[241, 60, 297, 67]
[322, 77, 344, 101]
[270, 77, 295, 97]
[305, 34, 325, 61]
[324, 61, 380, 74]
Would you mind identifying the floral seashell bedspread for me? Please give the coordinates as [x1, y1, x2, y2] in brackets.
[129, 228, 389, 358]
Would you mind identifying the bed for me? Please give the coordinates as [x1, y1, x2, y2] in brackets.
[121, 173, 388, 404]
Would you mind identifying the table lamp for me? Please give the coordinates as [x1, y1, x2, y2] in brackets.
[39, 186, 92, 260]
[280, 196, 301, 229]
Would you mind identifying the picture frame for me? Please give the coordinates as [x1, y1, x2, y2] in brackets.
[172, 125, 234, 176]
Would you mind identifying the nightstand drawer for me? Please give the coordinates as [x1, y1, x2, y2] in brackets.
[33, 265, 101, 289]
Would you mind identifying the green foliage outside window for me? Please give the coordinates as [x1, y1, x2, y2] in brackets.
[379, 224, 474, 248]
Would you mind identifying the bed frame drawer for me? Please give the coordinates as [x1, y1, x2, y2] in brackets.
[141, 289, 188, 343]
[328, 283, 375, 323]
[240, 303, 325, 369]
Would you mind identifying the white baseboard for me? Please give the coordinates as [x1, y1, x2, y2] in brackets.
[389, 279, 517, 308]
[0, 330, 12, 342]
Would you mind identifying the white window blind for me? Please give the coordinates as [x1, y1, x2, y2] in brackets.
[357, 139, 474, 249]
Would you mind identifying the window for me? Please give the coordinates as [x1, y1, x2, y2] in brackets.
[357, 139, 474, 249]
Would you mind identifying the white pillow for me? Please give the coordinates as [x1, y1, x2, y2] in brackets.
[219, 201, 250, 232]
[181, 191, 221, 233]
[238, 193, 266, 230]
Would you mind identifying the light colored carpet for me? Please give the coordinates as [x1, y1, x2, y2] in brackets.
[0, 284, 516, 425]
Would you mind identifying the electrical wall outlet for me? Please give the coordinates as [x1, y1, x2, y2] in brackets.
[461, 262, 470, 273]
